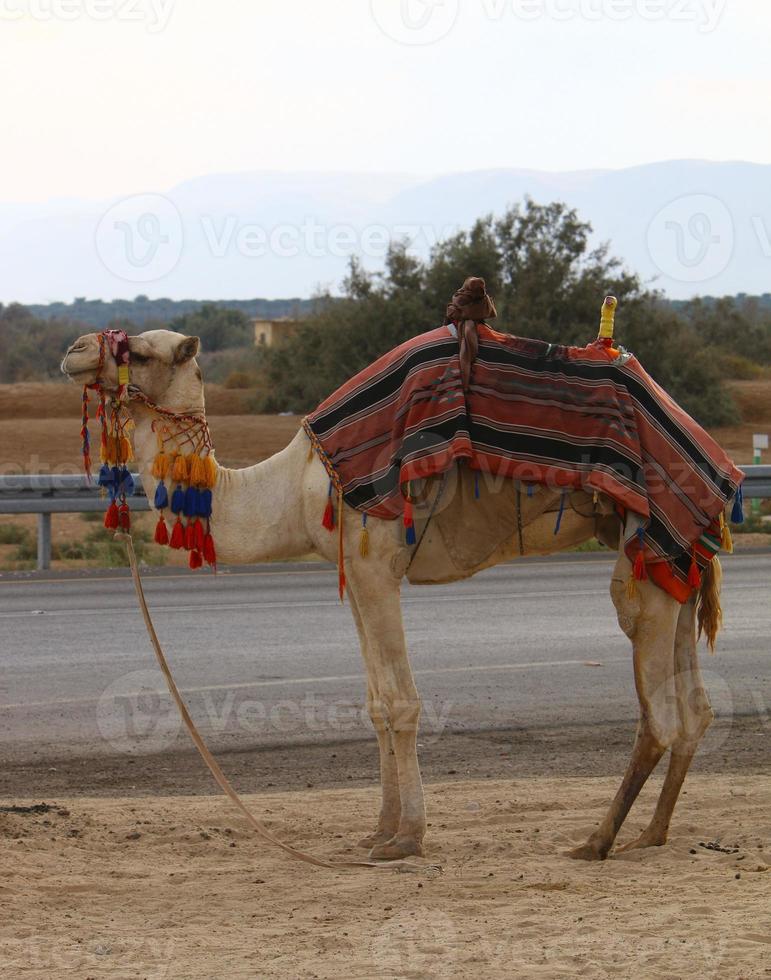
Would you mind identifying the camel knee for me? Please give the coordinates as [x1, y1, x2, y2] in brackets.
[610, 574, 641, 639]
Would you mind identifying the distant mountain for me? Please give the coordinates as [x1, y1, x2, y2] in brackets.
[2, 161, 770, 303]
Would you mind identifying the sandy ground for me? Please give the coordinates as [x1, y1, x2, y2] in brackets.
[1, 774, 769, 979]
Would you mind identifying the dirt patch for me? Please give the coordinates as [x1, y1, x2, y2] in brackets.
[0, 774, 769, 978]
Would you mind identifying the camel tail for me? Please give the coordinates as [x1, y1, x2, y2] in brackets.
[697, 557, 723, 653]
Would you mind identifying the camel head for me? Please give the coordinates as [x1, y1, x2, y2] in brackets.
[61, 329, 204, 412]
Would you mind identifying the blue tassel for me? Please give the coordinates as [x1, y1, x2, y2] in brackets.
[154, 481, 168, 509]
[198, 488, 213, 518]
[474, 472, 480, 500]
[97, 463, 113, 488]
[183, 486, 199, 518]
[731, 484, 744, 524]
[527, 483, 534, 497]
[636, 526, 645, 548]
[120, 467, 135, 496]
[406, 523, 417, 546]
[553, 490, 567, 535]
[170, 484, 185, 515]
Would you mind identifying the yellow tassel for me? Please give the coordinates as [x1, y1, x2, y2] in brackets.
[105, 434, 118, 465]
[203, 454, 218, 488]
[171, 452, 189, 483]
[359, 527, 369, 558]
[626, 576, 638, 599]
[120, 436, 133, 463]
[152, 451, 170, 480]
[720, 513, 734, 554]
[189, 453, 206, 487]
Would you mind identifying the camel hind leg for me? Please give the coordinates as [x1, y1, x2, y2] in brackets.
[568, 555, 682, 861]
[616, 593, 714, 852]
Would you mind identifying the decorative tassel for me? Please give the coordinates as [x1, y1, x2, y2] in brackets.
[184, 520, 195, 551]
[720, 512, 734, 554]
[688, 550, 701, 589]
[154, 482, 169, 510]
[731, 485, 744, 524]
[189, 549, 203, 570]
[97, 463, 113, 489]
[154, 515, 169, 545]
[119, 467, 135, 497]
[189, 453, 207, 487]
[198, 488, 213, 518]
[193, 517, 204, 551]
[626, 576, 638, 599]
[152, 451, 170, 480]
[403, 493, 416, 546]
[553, 490, 567, 535]
[527, 483, 534, 497]
[474, 472, 480, 500]
[169, 517, 185, 549]
[203, 529, 216, 565]
[104, 500, 119, 530]
[203, 454, 217, 489]
[183, 486, 199, 518]
[120, 436, 133, 463]
[170, 484, 185, 515]
[118, 502, 131, 531]
[359, 514, 369, 558]
[322, 480, 336, 531]
[337, 487, 346, 602]
[633, 527, 648, 580]
[171, 453, 189, 484]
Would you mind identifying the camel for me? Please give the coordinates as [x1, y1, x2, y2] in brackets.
[61, 327, 721, 863]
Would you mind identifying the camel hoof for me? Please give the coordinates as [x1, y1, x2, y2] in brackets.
[565, 841, 608, 862]
[616, 833, 667, 854]
[369, 835, 425, 861]
[357, 830, 396, 850]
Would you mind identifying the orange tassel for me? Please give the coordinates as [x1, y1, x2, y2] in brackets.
[169, 517, 185, 549]
[120, 436, 133, 463]
[633, 550, 647, 581]
[203, 454, 217, 489]
[189, 453, 207, 487]
[171, 453, 189, 483]
[154, 515, 169, 545]
[337, 487, 346, 602]
[152, 452, 170, 480]
[189, 549, 203, 569]
[104, 500, 119, 529]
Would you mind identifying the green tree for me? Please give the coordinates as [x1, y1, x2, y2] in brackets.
[169, 304, 252, 352]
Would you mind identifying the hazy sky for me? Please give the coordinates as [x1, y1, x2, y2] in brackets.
[1, 0, 769, 202]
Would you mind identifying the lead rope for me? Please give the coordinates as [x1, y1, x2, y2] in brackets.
[117, 531, 439, 875]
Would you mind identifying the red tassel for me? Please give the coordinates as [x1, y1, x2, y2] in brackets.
[154, 515, 169, 545]
[189, 549, 203, 569]
[403, 497, 413, 528]
[169, 517, 185, 549]
[193, 517, 204, 551]
[322, 499, 335, 531]
[688, 553, 701, 589]
[633, 549, 647, 581]
[118, 503, 130, 531]
[203, 532, 216, 565]
[184, 520, 195, 551]
[104, 500, 119, 529]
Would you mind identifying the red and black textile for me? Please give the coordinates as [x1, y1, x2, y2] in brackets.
[304, 322, 744, 594]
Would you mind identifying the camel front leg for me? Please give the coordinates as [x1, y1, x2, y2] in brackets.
[347, 591, 401, 848]
[567, 556, 681, 861]
[346, 565, 426, 861]
[617, 595, 714, 852]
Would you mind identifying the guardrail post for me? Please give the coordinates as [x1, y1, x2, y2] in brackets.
[37, 513, 51, 571]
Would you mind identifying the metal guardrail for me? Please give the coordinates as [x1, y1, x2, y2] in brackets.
[0, 467, 769, 571]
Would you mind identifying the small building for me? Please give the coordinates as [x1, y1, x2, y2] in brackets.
[252, 317, 304, 347]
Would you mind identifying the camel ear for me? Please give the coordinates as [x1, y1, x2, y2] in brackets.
[174, 336, 200, 364]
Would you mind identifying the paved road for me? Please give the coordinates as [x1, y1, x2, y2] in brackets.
[0, 553, 769, 765]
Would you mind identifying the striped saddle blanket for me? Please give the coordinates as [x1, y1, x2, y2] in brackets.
[304, 323, 744, 597]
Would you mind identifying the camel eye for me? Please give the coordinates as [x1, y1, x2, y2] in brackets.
[131, 352, 150, 365]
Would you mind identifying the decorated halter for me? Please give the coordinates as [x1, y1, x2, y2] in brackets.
[79, 330, 217, 570]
